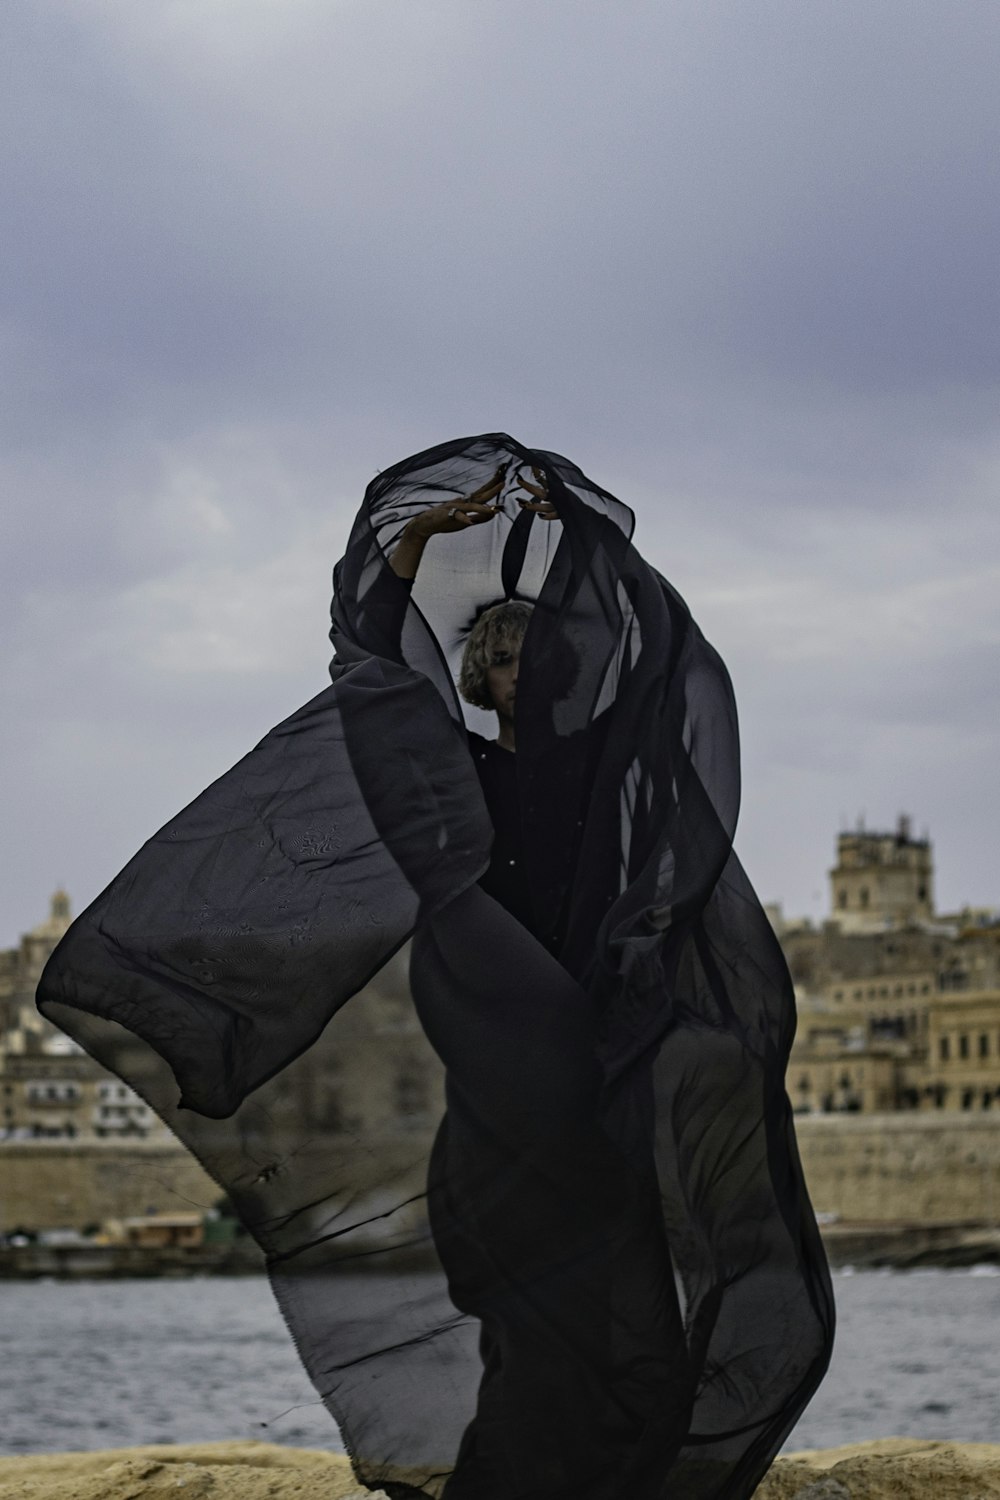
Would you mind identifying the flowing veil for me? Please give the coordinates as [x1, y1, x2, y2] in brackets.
[38, 433, 834, 1498]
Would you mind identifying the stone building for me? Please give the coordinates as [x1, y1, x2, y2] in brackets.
[7, 891, 445, 1153]
[0, 891, 444, 1230]
[4, 819, 999, 1233]
[2, 892, 444, 1150]
[0, 887, 71, 1039]
[0, 892, 164, 1142]
[923, 989, 1000, 1114]
[780, 818, 1000, 1115]
[828, 815, 933, 931]
[1, 1048, 157, 1140]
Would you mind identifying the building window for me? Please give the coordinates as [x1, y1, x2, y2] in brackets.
[26, 1081, 80, 1106]
[838, 890, 847, 909]
[939, 1037, 950, 1062]
[961, 1089, 975, 1110]
[979, 1034, 990, 1059]
[860, 888, 869, 908]
[959, 1034, 970, 1060]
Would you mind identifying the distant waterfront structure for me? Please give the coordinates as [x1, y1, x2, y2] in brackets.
[0, 891, 160, 1141]
[0, 887, 71, 1040]
[6, 831, 1000, 1140]
[1, 891, 442, 1151]
[4, 827, 1000, 1233]
[1, 890, 445, 1234]
[773, 816, 1000, 1115]
[829, 814, 933, 931]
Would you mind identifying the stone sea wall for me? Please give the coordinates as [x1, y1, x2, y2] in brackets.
[795, 1112, 1000, 1224]
[0, 1140, 219, 1228]
[3, 1113, 1000, 1235]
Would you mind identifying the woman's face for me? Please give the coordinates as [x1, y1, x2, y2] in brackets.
[485, 645, 520, 721]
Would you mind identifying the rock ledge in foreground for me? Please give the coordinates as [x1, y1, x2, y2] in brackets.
[0, 1441, 368, 1500]
[757, 1437, 1000, 1499]
[3, 1436, 1000, 1499]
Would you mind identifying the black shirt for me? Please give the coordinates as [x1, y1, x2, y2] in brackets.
[466, 731, 540, 938]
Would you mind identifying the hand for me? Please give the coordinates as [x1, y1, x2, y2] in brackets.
[514, 466, 559, 520]
[405, 465, 509, 539]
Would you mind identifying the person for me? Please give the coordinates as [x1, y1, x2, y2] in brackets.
[370, 476, 690, 1496]
[382, 465, 572, 948]
[38, 433, 834, 1500]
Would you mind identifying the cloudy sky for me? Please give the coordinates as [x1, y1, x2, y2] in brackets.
[4, 0, 999, 944]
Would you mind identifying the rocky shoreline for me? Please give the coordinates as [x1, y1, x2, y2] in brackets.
[3, 1221, 1000, 1279]
[2, 1439, 1000, 1499]
[821, 1221, 1000, 1269]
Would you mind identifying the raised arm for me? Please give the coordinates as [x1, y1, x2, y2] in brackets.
[389, 463, 558, 578]
[388, 465, 509, 579]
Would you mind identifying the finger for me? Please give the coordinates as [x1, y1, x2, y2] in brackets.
[463, 484, 500, 506]
[518, 478, 547, 500]
[467, 466, 508, 503]
[448, 503, 498, 527]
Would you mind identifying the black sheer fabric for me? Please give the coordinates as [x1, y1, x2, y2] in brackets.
[38, 433, 834, 1499]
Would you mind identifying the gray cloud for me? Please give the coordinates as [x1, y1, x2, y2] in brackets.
[4, 0, 999, 938]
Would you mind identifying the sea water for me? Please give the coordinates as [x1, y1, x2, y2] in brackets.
[1, 1267, 997, 1456]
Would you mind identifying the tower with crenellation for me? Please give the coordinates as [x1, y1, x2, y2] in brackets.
[829, 814, 933, 932]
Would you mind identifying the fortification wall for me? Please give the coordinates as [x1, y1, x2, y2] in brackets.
[0, 1141, 219, 1229]
[795, 1112, 1000, 1224]
[4, 1114, 1000, 1232]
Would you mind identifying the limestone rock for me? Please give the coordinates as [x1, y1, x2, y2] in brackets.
[757, 1438, 1000, 1499]
[0, 1441, 379, 1500]
[3, 1436, 1000, 1499]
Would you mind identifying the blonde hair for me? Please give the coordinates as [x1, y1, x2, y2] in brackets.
[458, 601, 533, 710]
